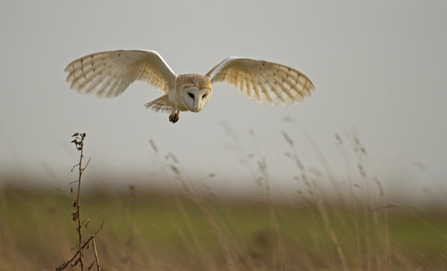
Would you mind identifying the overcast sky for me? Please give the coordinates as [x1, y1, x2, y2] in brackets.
[1, 1, 446, 200]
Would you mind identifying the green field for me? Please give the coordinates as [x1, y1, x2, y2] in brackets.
[1, 130, 446, 270]
[1, 180, 446, 271]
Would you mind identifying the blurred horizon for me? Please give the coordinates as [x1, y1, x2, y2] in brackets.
[1, 128, 444, 208]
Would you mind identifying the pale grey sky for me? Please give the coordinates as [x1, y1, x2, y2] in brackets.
[1, 1, 446, 200]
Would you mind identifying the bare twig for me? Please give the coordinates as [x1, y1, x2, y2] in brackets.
[74, 133, 86, 271]
[56, 133, 103, 271]
[56, 222, 104, 271]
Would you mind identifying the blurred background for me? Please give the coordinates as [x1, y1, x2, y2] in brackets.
[1, 0, 446, 203]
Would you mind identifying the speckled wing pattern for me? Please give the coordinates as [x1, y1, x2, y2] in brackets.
[65, 50, 177, 98]
[206, 57, 314, 105]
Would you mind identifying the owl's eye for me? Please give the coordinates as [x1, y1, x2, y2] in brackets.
[202, 94, 207, 99]
[188, 93, 194, 99]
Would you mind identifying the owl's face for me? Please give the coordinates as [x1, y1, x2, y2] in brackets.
[181, 86, 212, 112]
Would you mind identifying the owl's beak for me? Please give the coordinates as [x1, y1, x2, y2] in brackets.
[192, 100, 202, 112]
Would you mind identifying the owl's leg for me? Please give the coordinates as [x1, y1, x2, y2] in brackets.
[169, 110, 180, 123]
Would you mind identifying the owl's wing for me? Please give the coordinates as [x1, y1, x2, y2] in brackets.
[65, 50, 177, 98]
[206, 57, 314, 105]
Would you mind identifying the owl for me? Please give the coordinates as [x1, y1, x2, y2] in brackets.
[65, 50, 314, 123]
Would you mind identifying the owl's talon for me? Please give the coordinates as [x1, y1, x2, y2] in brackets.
[169, 111, 180, 123]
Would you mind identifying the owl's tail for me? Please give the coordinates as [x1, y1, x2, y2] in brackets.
[144, 94, 173, 113]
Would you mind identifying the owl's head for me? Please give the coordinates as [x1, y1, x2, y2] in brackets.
[178, 74, 213, 112]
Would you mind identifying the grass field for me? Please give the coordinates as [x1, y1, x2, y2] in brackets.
[1, 179, 446, 271]
[1, 132, 446, 270]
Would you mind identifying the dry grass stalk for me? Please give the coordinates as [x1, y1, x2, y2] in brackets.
[167, 154, 239, 271]
[149, 139, 217, 270]
[390, 238, 433, 271]
[282, 130, 350, 271]
[250, 130, 288, 270]
[56, 133, 102, 271]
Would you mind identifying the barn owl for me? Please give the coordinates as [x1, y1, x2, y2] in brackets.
[65, 50, 314, 123]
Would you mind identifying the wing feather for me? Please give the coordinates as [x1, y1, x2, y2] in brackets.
[106, 72, 121, 98]
[267, 70, 295, 103]
[263, 71, 286, 104]
[244, 72, 252, 98]
[206, 57, 314, 105]
[238, 71, 248, 96]
[84, 66, 119, 95]
[272, 69, 301, 98]
[256, 74, 274, 104]
[65, 50, 176, 98]
[80, 66, 112, 93]
[69, 55, 117, 89]
[249, 72, 263, 102]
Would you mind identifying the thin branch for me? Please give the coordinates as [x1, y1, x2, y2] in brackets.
[56, 222, 104, 271]
[71, 163, 81, 172]
[76, 137, 85, 271]
[56, 133, 102, 271]
[81, 157, 92, 173]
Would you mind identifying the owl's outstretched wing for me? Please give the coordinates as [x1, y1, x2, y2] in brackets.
[65, 50, 177, 98]
[206, 57, 314, 105]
